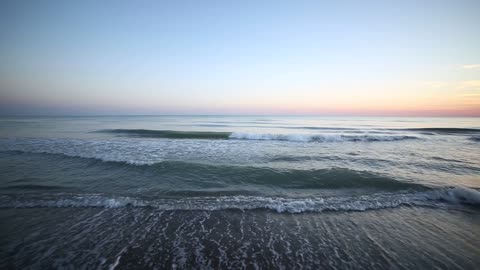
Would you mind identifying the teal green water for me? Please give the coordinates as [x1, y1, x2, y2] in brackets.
[0, 116, 479, 268]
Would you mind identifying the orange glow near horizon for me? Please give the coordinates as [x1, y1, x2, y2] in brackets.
[1, 77, 480, 116]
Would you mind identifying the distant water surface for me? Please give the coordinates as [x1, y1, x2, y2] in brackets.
[0, 116, 479, 269]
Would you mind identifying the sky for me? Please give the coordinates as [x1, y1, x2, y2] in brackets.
[0, 0, 479, 116]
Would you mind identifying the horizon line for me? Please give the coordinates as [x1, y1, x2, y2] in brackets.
[1, 114, 479, 118]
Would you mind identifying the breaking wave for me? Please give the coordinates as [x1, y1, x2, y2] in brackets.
[1, 187, 478, 213]
[229, 132, 417, 142]
[425, 186, 480, 205]
[99, 129, 418, 142]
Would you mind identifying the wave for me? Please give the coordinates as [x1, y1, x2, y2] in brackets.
[99, 129, 231, 139]
[430, 156, 465, 163]
[1, 187, 478, 213]
[426, 187, 480, 205]
[0, 151, 424, 191]
[155, 164, 423, 190]
[99, 129, 418, 142]
[230, 132, 417, 142]
[401, 128, 480, 134]
[469, 136, 480, 142]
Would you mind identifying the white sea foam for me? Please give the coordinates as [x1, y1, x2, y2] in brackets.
[426, 187, 480, 205]
[2, 188, 477, 213]
[229, 132, 417, 142]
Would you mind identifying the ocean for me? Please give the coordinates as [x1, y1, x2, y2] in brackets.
[0, 115, 479, 269]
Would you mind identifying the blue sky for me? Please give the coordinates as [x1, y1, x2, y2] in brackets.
[1, 0, 479, 115]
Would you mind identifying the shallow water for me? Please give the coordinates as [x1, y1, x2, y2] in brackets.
[0, 116, 479, 268]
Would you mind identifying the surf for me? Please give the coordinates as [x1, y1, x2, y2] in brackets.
[1, 187, 478, 213]
[0, 150, 427, 192]
[98, 129, 419, 142]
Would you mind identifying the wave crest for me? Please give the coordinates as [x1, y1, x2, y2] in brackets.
[99, 129, 231, 139]
[402, 128, 480, 134]
[98, 129, 418, 142]
[229, 132, 417, 142]
[426, 187, 480, 205]
[1, 187, 478, 213]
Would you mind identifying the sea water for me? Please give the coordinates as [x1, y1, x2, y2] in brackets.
[0, 116, 479, 268]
